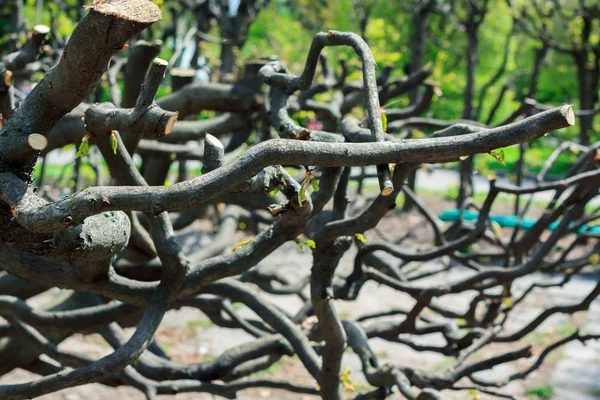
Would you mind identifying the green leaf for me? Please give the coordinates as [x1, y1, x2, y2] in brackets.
[412, 130, 424, 138]
[297, 188, 306, 207]
[355, 233, 367, 243]
[238, 222, 247, 230]
[488, 149, 506, 165]
[380, 108, 387, 132]
[491, 221, 502, 239]
[294, 239, 306, 252]
[468, 389, 480, 400]
[232, 237, 253, 251]
[589, 253, 600, 266]
[76, 134, 90, 159]
[110, 130, 118, 155]
[503, 296, 514, 308]
[341, 369, 356, 393]
[311, 178, 319, 192]
[269, 189, 279, 197]
[303, 239, 316, 249]
[298, 176, 311, 207]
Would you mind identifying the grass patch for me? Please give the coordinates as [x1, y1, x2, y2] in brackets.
[431, 357, 454, 373]
[527, 384, 554, 398]
[187, 319, 214, 330]
[251, 356, 299, 377]
[526, 324, 577, 346]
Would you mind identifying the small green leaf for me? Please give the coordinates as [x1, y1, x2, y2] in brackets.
[412, 130, 424, 138]
[110, 130, 118, 155]
[311, 178, 319, 192]
[76, 134, 90, 159]
[488, 149, 506, 165]
[589, 253, 600, 265]
[232, 237, 253, 251]
[298, 176, 311, 207]
[341, 369, 357, 393]
[503, 296, 514, 308]
[294, 239, 306, 252]
[491, 221, 502, 238]
[238, 222, 247, 230]
[380, 109, 387, 132]
[468, 389, 480, 400]
[355, 233, 367, 243]
[297, 188, 306, 207]
[269, 189, 279, 197]
[303, 239, 316, 249]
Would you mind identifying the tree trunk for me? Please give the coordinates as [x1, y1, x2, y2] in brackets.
[219, 0, 238, 82]
[220, 42, 236, 81]
[404, 4, 429, 211]
[575, 56, 599, 146]
[458, 22, 478, 207]
[528, 44, 548, 100]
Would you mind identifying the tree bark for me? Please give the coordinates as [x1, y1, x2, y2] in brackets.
[575, 55, 599, 146]
[458, 19, 480, 207]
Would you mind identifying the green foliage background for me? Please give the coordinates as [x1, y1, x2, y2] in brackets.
[6, 0, 594, 176]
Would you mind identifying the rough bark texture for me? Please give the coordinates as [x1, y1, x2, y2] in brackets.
[0, 4, 596, 399]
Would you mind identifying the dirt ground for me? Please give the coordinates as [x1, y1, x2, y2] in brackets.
[1, 193, 599, 400]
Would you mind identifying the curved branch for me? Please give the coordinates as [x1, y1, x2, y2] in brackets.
[2, 106, 574, 233]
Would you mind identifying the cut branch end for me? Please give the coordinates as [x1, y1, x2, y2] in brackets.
[381, 183, 394, 197]
[153, 58, 169, 67]
[27, 134, 48, 151]
[561, 105, 575, 126]
[164, 114, 178, 136]
[32, 25, 50, 35]
[3, 70, 13, 86]
[91, 0, 162, 24]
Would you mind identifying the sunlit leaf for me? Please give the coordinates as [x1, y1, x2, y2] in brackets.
[488, 149, 506, 165]
[412, 130, 424, 138]
[76, 134, 90, 159]
[589, 253, 600, 266]
[355, 233, 367, 243]
[491, 221, 502, 238]
[380, 108, 387, 132]
[232, 237, 253, 251]
[110, 130, 118, 155]
[297, 188, 306, 207]
[311, 178, 319, 192]
[341, 369, 356, 393]
[468, 389, 481, 400]
[294, 238, 306, 252]
[304, 239, 316, 249]
[298, 175, 312, 207]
